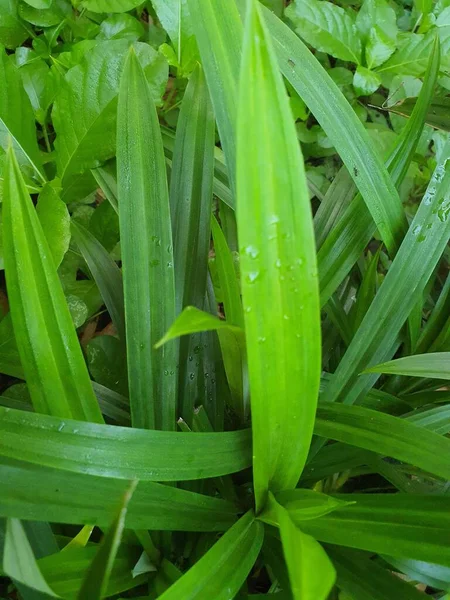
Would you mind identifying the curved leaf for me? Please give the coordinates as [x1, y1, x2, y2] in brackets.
[365, 352, 450, 379]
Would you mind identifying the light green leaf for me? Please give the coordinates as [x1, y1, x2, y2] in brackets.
[237, 1, 320, 508]
[0, 458, 238, 531]
[356, 0, 397, 67]
[0, 405, 252, 480]
[53, 40, 168, 185]
[81, 0, 142, 11]
[364, 352, 450, 379]
[71, 220, 125, 342]
[77, 480, 137, 600]
[187, 0, 243, 193]
[157, 511, 264, 600]
[0, 46, 45, 182]
[377, 32, 435, 76]
[0, 0, 28, 49]
[366, 25, 397, 68]
[299, 494, 450, 566]
[0, 313, 24, 379]
[117, 48, 176, 430]
[353, 65, 381, 95]
[286, 0, 362, 63]
[156, 306, 243, 348]
[266, 493, 335, 600]
[91, 162, 118, 214]
[36, 183, 70, 269]
[97, 14, 144, 41]
[3, 518, 57, 596]
[21, 0, 52, 8]
[18, 0, 71, 28]
[3, 147, 103, 423]
[18, 58, 54, 125]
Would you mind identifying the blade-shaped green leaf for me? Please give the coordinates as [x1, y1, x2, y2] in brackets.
[299, 494, 450, 566]
[264, 493, 335, 600]
[0, 457, 237, 531]
[3, 147, 103, 423]
[3, 518, 57, 597]
[327, 546, 428, 600]
[187, 0, 242, 192]
[157, 511, 264, 600]
[237, 0, 320, 507]
[320, 147, 450, 407]
[365, 352, 450, 379]
[0, 405, 251, 480]
[36, 183, 70, 270]
[71, 220, 125, 342]
[314, 402, 450, 481]
[117, 47, 176, 430]
[92, 163, 119, 214]
[77, 480, 138, 600]
[0, 45, 45, 182]
[383, 96, 450, 132]
[263, 6, 407, 256]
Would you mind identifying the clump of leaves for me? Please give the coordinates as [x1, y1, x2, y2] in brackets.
[0, 0, 450, 599]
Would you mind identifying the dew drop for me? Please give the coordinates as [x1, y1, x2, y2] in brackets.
[246, 271, 259, 284]
[275, 259, 282, 268]
[189, 373, 195, 380]
[283, 314, 290, 320]
[58, 422, 65, 432]
[244, 246, 259, 259]
[257, 336, 266, 344]
[412, 225, 421, 236]
[150, 259, 159, 267]
[245, 306, 252, 313]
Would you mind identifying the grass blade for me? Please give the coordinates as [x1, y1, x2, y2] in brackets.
[263, 6, 407, 256]
[158, 511, 263, 600]
[0, 405, 251, 481]
[237, 0, 320, 507]
[364, 352, 450, 379]
[3, 147, 103, 423]
[117, 48, 176, 430]
[71, 220, 125, 342]
[77, 480, 138, 600]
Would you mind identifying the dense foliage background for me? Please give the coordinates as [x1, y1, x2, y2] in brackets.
[0, 0, 449, 598]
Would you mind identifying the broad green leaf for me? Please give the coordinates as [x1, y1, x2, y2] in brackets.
[36, 183, 70, 269]
[156, 306, 243, 348]
[286, 0, 362, 63]
[188, 0, 242, 192]
[385, 96, 450, 132]
[261, 489, 353, 526]
[3, 147, 103, 423]
[97, 14, 145, 41]
[364, 352, 450, 379]
[3, 518, 57, 596]
[366, 25, 398, 68]
[353, 66, 381, 96]
[237, 1, 321, 507]
[53, 40, 168, 186]
[328, 546, 428, 600]
[264, 493, 335, 600]
[77, 481, 137, 600]
[356, 0, 397, 68]
[263, 6, 408, 256]
[71, 220, 125, 342]
[377, 32, 435, 76]
[170, 65, 214, 313]
[81, 0, 142, 11]
[18, 57, 55, 125]
[18, 0, 71, 27]
[0, 46, 44, 182]
[320, 146, 450, 407]
[158, 511, 264, 600]
[0, 457, 238, 531]
[22, 0, 51, 7]
[0, 0, 28, 49]
[299, 494, 450, 566]
[315, 402, 450, 481]
[117, 48, 176, 430]
[0, 405, 251, 480]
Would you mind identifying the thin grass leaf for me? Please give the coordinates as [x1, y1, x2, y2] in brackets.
[77, 480, 138, 600]
[237, 0, 320, 508]
[0, 457, 238, 531]
[0, 405, 251, 480]
[320, 148, 450, 407]
[417, 273, 450, 353]
[71, 220, 125, 342]
[383, 96, 450, 132]
[3, 518, 57, 597]
[91, 163, 119, 214]
[3, 147, 103, 423]
[364, 352, 450, 379]
[117, 47, 176, 430]
[157, 511, 264, 600]
[314, 403, 450, 481]
[262, 6, 407, 256]
[264, 493, 335, 600]
[187, 0, 242, 192]
[299, 494, 450, 566]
